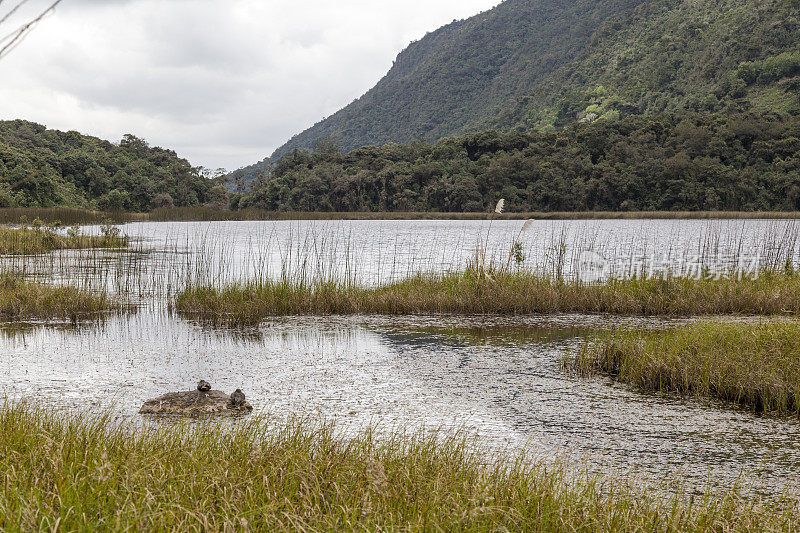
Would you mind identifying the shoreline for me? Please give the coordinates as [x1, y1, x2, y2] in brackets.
[3, 207, 800, 225]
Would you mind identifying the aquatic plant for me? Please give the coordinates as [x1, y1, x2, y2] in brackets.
[570, 320, 800, 416]
[0, 207, 134, 226]
[147, 207, 800, 222]
[0, 223, 128, 255]
[0, 402, 797, 531]
[175, 270, 800, 326]
[0, 271, 119, 320]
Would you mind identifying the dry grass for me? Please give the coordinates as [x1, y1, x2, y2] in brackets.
[0, 272, 119, 321]
[0, 225, 128, 255]
[175, 270, 800, 326]
[0, 208, 134, 225]
[149, 207, 800, 221]
[0, 402, 797, 531]
[570, 320, 800, 415]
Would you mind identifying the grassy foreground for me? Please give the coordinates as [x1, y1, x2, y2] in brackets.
[571, 320, 800, 415]
[0, 273, 118, 320]
[0, 225, 128, 255]
[1, 404, 798, 531]
[176, 271, 800, 325]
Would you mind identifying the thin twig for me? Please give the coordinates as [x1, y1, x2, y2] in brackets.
[0, 0, 61, 59]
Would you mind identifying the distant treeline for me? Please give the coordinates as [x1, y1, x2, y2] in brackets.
[0, 120, 226, 212]
[238, 113, 800, 212]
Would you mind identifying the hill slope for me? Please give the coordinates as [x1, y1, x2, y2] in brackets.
[0, 120, 224, 211]
[236, 0, 800, 186]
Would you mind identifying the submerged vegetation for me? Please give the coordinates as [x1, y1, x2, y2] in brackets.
[176, 270, 800, 326]
[0, 272, 119, 320]
[1, 403, 798, 531]
[571, 320, 800, 416]
[0, 222, 128, 255]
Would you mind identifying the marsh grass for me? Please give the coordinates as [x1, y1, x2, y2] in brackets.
[570, 320, 800, 415]
[0, 208, 133, 226]
[175, 270, 800, 326]
[0, 272, 120, 320]
[0, 224, 128, 255]
[0, 402, 797, 531]
[149, 207, 800, 221]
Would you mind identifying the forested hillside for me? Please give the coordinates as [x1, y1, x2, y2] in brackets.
[239, 113, 800, 212]
[0, 120, 225, 211]
[241, 0, 799, 186]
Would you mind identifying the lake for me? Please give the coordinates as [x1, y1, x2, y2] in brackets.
[2, 218, 800, 496]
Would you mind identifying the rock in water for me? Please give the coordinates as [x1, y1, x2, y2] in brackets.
[197, 380, 211, 392]
[139, 388, 252, 416]
[230, 388, 246, 407]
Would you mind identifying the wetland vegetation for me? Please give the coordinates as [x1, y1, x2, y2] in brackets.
[570, 320, 800, 416]
[0, 272, 119, 321]
[1, 402, 798, 531]
[176, 270, 800, 326]
[0, 222, 128, 255]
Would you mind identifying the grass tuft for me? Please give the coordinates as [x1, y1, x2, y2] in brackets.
[0, 403, 797, 531]
[0, 272, 119, 321]
[0, 224, 128, 255]
[176, 270, 800, 326]
[570, 320, 800, 415]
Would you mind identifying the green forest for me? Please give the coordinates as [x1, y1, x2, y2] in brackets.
[231, 0, 799, 187]
[0, 120, 226, 211]
[5, 0, 800, 214]
[238, 113, 800, 212]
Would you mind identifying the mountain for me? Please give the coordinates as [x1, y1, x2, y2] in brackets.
[0, 120, 226, 211]
[237, 0, 799, 188]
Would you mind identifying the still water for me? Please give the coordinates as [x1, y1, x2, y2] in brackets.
[2, 219, 800, 495]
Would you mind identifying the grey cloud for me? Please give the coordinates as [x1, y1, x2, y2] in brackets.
[0, 0, 499, 170]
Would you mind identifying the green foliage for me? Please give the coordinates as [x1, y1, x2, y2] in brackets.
[0, 120, 221, 212]
[243, 0, 800, 184]
[242, 113, 800, 212]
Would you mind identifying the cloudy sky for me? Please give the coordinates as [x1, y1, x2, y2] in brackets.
[0, 0, 500, 171]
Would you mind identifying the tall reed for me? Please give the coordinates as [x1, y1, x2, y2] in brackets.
[0, 208, 134, 225]
[147, 207, 800, 221]
[0, 271, 120, 320]
[0, 402, 797, 531]
[176, 270, 800, 325]
[0, 224, 128, 255]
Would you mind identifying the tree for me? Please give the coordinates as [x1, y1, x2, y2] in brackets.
[0, 1, 62, 60]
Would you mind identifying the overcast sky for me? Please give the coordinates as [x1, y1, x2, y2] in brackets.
[0, 0, 500, 171]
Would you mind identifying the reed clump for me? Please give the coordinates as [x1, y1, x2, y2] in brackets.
[0, 402, 797, 531]
[148, 207, 800, 221]
[0, 208, 134, 225]
[571, 320, 800, 415]
[0, 223, 128, 255]
[176, 270, 800, 325]
[0, 272, 119, 320]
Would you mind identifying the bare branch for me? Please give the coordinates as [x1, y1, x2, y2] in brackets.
[0, 0, 61, 59]
[0, 0, 32, 27]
